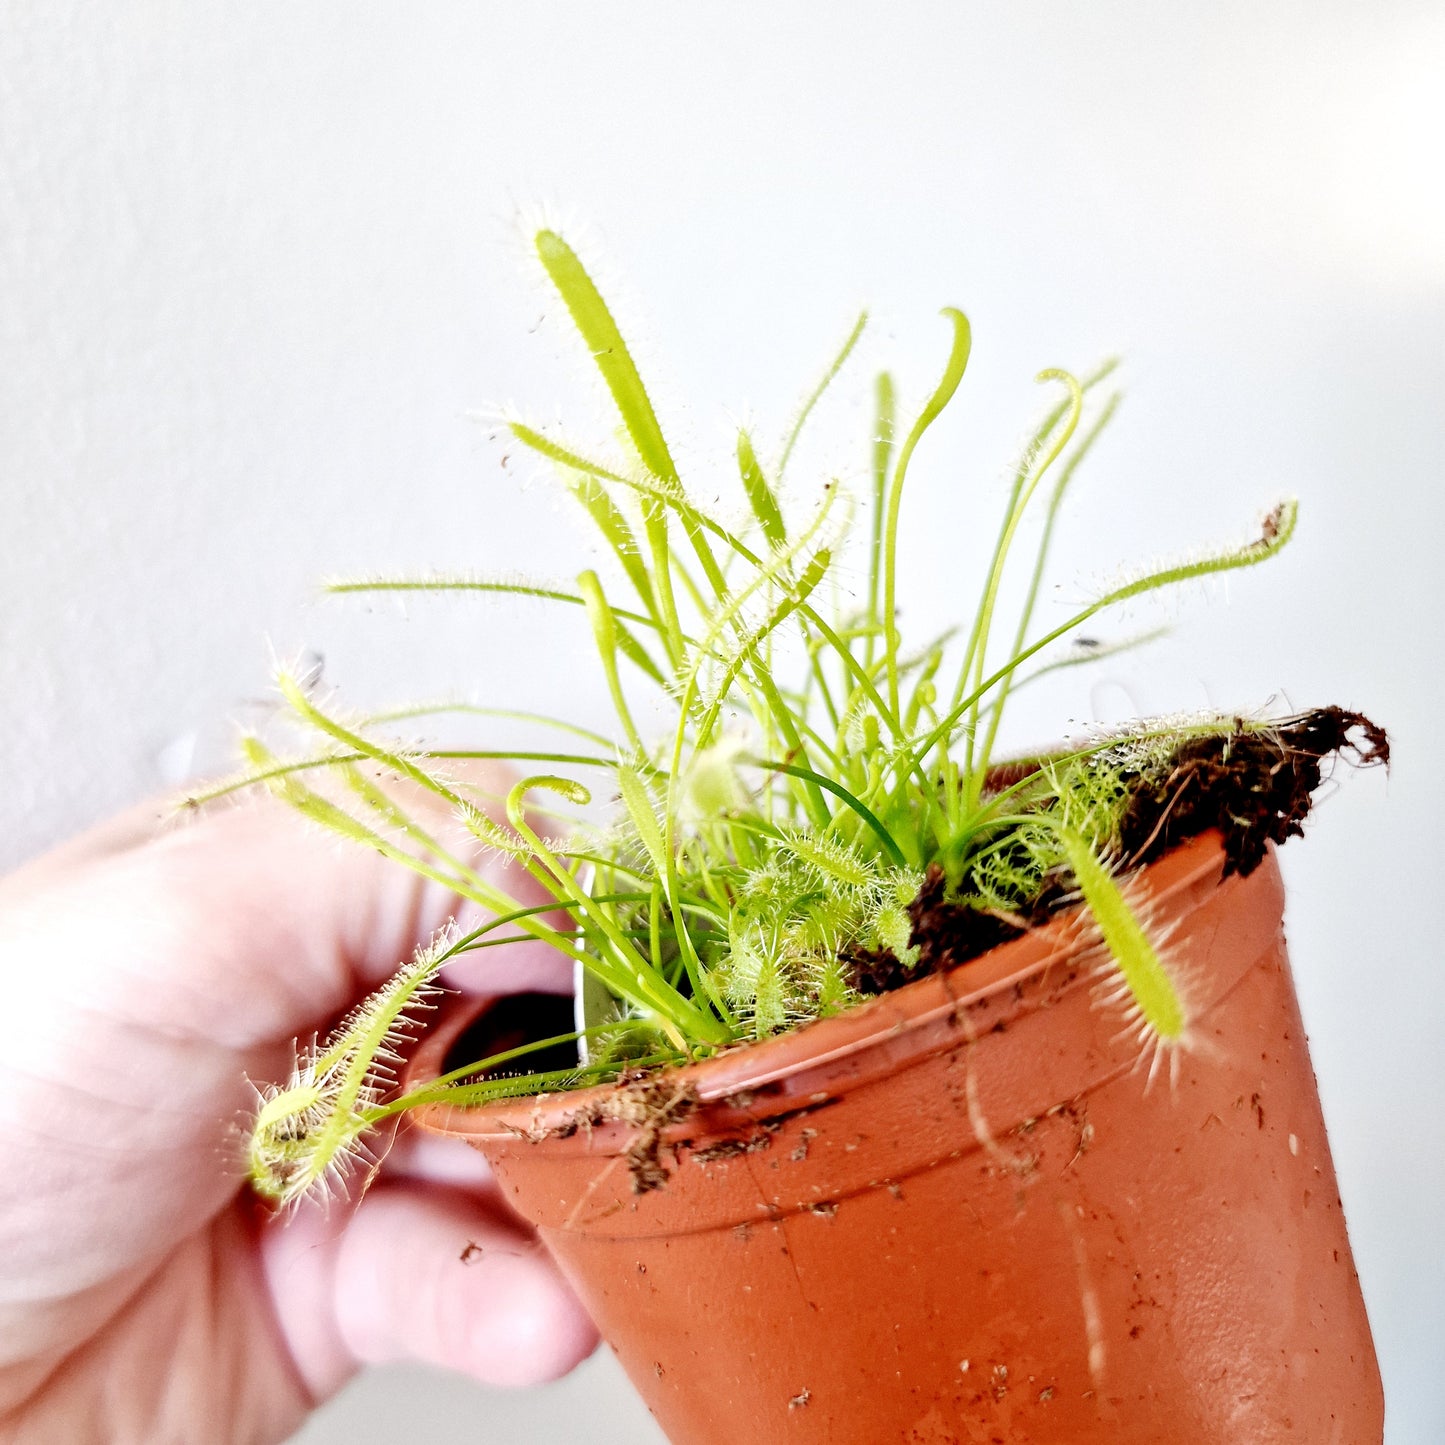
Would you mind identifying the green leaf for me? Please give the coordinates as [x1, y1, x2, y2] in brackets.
[778, 309, 868, 478]
[737, 429, 786, 548]
[618, 764, 669, 881]
[755, 758, 908, 868]
[1059, 829, 1186, 1045]
[916, 501, 1303, 766]
[570, 472, 659, 621]
[777, 831, 873, 890]
[530, 233, 691, 656]
[1101, 498, 1299, 607]
[868, 371, 896, 628]
[534, 229, 679, 487]
[884, 309, 972, 715]
[324, 570, 661, 635]
[577, 569, 646, 752]
[696, 547, 832, 741]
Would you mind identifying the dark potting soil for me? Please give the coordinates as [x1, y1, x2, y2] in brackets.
[847, 707, 1389, 996]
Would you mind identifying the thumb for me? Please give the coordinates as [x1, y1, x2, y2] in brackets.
[259, 1182, 598, 1402]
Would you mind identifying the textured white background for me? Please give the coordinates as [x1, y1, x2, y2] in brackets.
[3, 4, 1442, 1442]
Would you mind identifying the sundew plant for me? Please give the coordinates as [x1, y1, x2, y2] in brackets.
[234, 231, 1296, 1205]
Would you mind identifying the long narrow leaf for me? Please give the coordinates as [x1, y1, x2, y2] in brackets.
[755, 758, 908, 868]
[571, 472, 659, 622]
[1059, 828, 1185, 1046]
[535, 229, 681, 486]
[737, 428, 786, 548]
[510, 416, 726, 604]
[915, 501, 1301, 762]
[867, 371, 896, 634]
[777, 309, 868, 478]
[958, 369, 1083, 793]
[885, 309, 972, 716]
[530, 232, 688, 659]
[578, 569, 646, 752]
[617, 765, 670, 884]
[325, 571, 659, 634]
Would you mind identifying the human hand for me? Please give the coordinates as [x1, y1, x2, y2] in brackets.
[0, 785, 598, 1445]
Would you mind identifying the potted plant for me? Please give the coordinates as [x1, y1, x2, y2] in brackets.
[223, 231, 1386, 1442]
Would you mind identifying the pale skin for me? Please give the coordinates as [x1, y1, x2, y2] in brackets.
[0, 783, 599, 1445]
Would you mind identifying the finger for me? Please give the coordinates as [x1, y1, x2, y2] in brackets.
[1, 796, 175, 883]
[381, 1130, 499, 1193]
[259, 1183, 598, 1402]
[4, 767, 570, 1053]
[438, 909, 575, 997]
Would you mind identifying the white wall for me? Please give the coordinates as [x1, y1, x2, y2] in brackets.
[3, 4, 1441, 1441]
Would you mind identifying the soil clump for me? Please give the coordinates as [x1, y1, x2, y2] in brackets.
[848, 707, 1388, 995]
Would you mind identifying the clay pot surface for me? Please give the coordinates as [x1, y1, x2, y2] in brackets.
[412, 833, 1383, 1444]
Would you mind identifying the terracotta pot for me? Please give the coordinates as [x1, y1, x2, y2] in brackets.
[411, 833, 1383, 1443]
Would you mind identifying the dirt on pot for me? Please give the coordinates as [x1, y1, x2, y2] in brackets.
[537, 1076, 699, 1194]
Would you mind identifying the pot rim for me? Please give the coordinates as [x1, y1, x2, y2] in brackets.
[410, 830, 1238, 1141]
